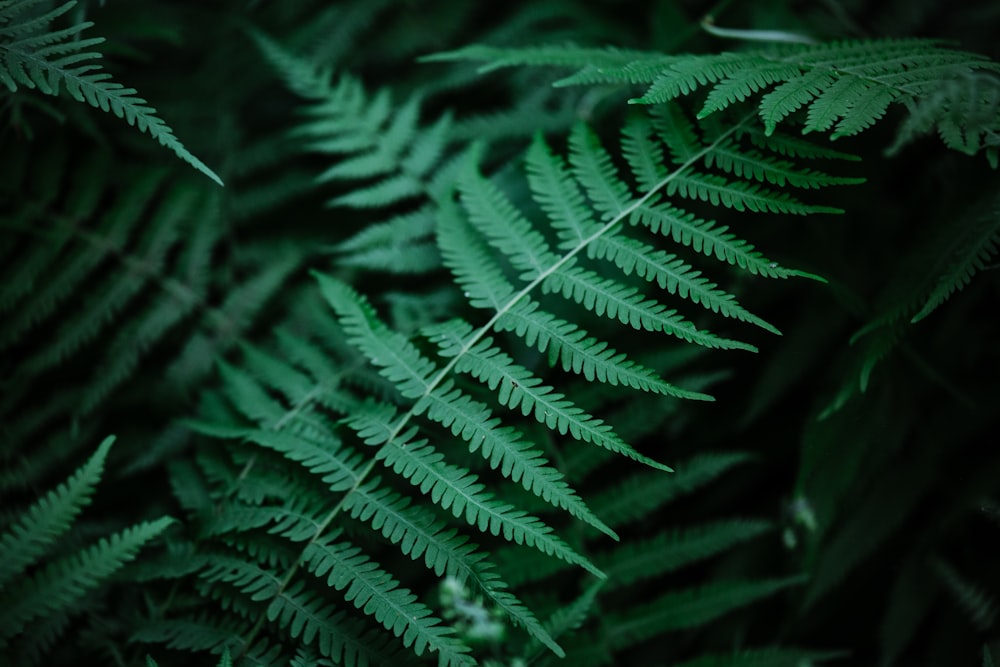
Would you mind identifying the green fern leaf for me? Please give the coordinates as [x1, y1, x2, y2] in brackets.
[828, 85, 896, 139]
[667, 169, 840, 214]
[258, 31, 454, 211]
[213, 361, 289, 425]
[543, 263, 757, 351]
[415, 379, 614, 537]
[650, 102, 703, 165]
[591, 452, 753, 529]
[887, 72, 1000, 162]
[303, 532, 475, 666]
[422, 43, 656, 75]
[498, 298, 711, 399]
[439, 38, 1000, 157]
[437, 204, 711, 401]
[698, 61, 804, 119]
[439, 109, 853, 433]
[333, 209, 441, 274]
[630, 203, 817, 280]
[758, 70, 837, 131]
[0, 156, 242, 438]
[344, 481, 564, 655]
[317, 273, 614, 546]
[436, 199, 519, 311]
[620, 114, 669, 189]
[133, 614, 253, 656]
[367, 428, 603, 579]
[427, 320, 671, 471]
[0, 1, 220, 183]
[911, 205, 1000, 323]
[605, 577, 804, 650]
[569, 123, 634, 219]
[590, 232, 779, 333]
[457, 165, 560, 280]
[635, 53, 749, 104]
[526, 131, 601, 246]
[319, 278, 437, 401]
[0, 515, 174, 641]
[598, 520, 773, 588]
[194, 426, 364, 496]
[263, 580, 407, 666]
[738, 124, 861, 161]
[0, 435, 113, 590]
[703, 139, 864, 189]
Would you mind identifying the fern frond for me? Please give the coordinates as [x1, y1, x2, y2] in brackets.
[630, 203, 816, 280]
[333, 209, 441, 274]
[456, 165, 560, 280]
[428, 320, 668, 470]
[262, 581, 408, 666]
[343, 480, 563, 655]
[667, 168, 841, 214]
[544, 263, 757, 351]
[910, 204, 1000, 323]
[368, 429, 602, 579]
[888, 72, 1000, 165]
[0, 516, 174, 642]
[704, 139, 864, 189]
[0, 435, 113, 590]
[0, 154, 260, 456]
[257, 30, 454, 211]
[320, 273, 610, 539]
[604, 577, 804, 651]
[0, 0, 220, 183]
[598, 520, 773, 588]
[452, 109, 850, 361]
[492, 452, 755, 591]
[438, 204, 710, 400]
[303, 532, 475, 666]
[438, 38, 1000, 156]
[498, 298, 711, 399]
[591, 452, 752, 529]
[531, 580, 605, 658]
[416, 378, 615, 536]
[591, 232, 779, 332]
[133, 613, 253, 656]
[934, 559, 998, 632]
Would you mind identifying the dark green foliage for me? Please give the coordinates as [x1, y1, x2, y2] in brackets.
[0, 436, 173, 665]
[2, 1, 998, 666]
[0, 0, 220, 183]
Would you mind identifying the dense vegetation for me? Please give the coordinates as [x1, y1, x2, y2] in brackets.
[2, 1, 998, 665]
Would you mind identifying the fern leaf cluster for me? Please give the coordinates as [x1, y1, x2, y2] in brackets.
[0, 436, 172, 662]
[131, 97, 858, 661]
[435, 38, 1000, 161]
[0, 146, 299, 491]
[4, 2, 1000, 666]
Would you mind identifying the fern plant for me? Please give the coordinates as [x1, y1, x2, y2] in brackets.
[0, 435, 173, 666]
[5, 2, 1000, 666]
[127, 66, 865, 662]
